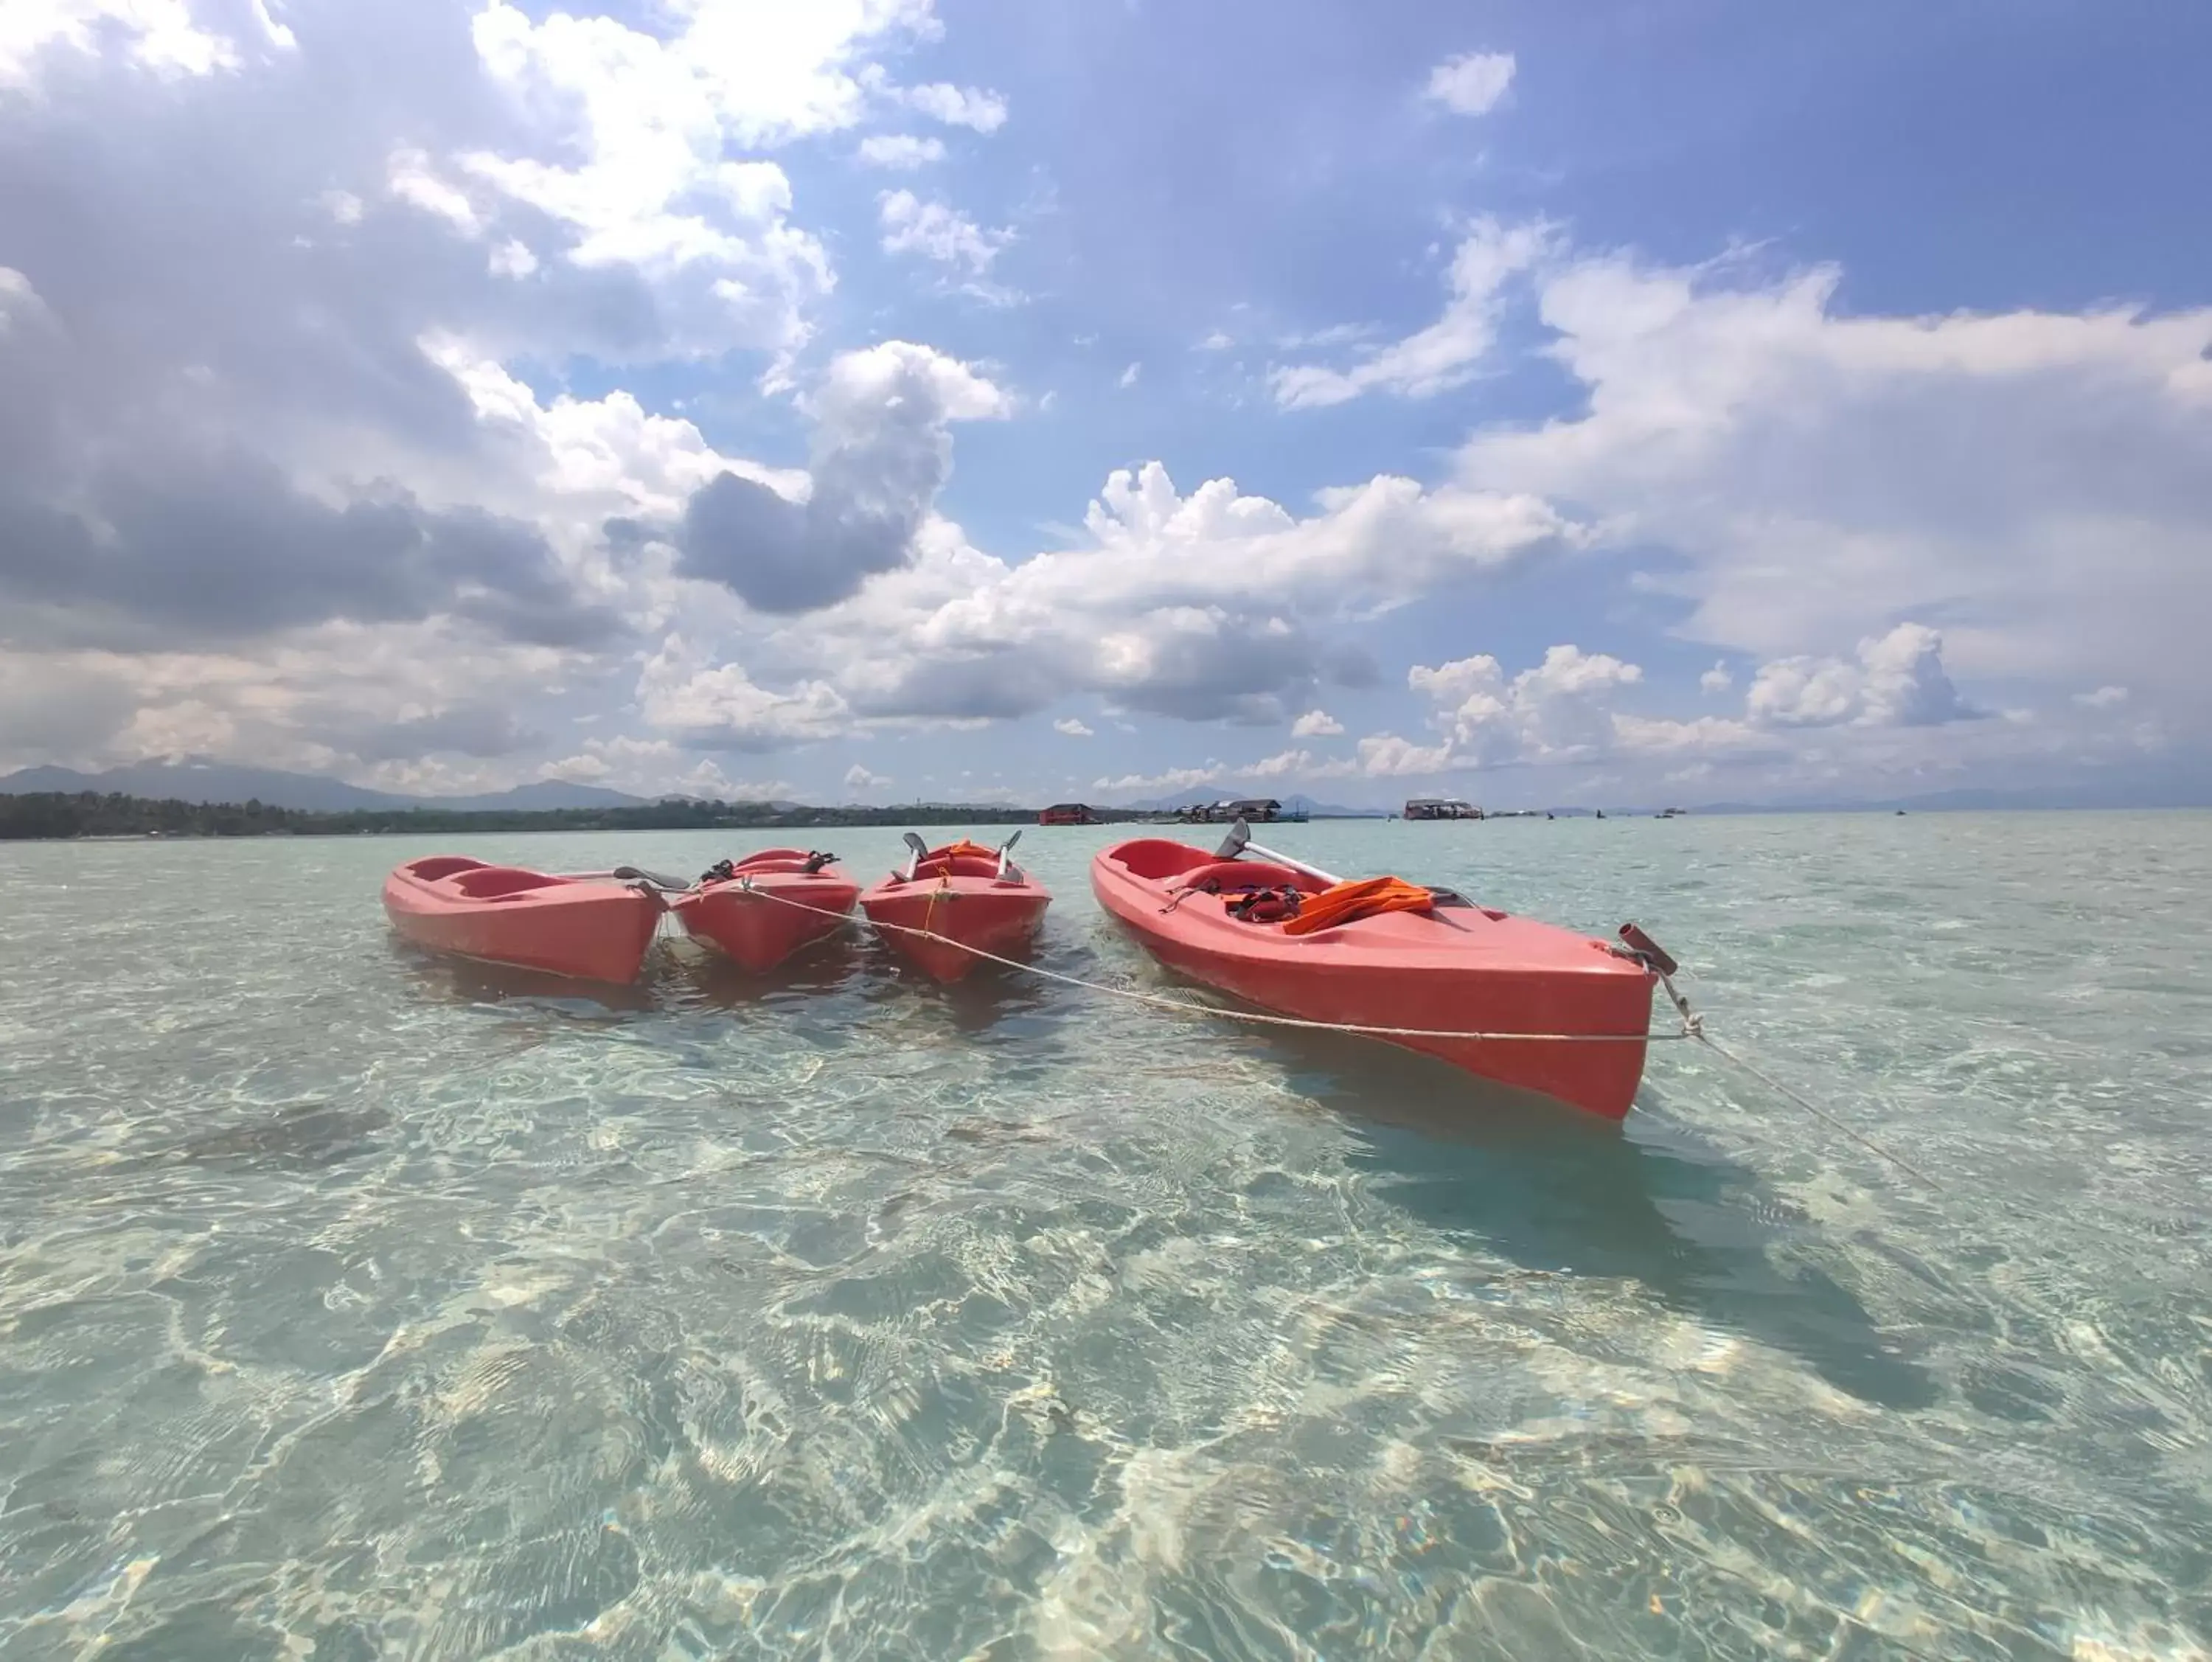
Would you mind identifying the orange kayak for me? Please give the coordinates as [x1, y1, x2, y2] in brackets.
[382, 855, 664, 984]
[668, 849, 858, 972]
[1091, 835, 1658, 1119]
[858, 835, 1051, 983]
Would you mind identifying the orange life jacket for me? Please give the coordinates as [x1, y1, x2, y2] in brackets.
[1279, 875, 1433, 936]
[930, 840, 1000, 863]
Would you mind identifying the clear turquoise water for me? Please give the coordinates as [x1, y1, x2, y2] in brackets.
[1, 813, 2207, 1660]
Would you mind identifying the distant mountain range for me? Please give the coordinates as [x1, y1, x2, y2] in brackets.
[0, 759, 650, 813]
[9, 759, 2207, 818]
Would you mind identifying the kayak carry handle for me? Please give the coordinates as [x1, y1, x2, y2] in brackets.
[1616, 922, 1678, 977]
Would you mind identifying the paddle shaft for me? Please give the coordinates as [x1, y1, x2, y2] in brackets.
[554, 866, 692, 891]
[1237, 836, 1345, 887]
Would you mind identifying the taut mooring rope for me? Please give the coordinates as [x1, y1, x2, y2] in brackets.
[731, 876, 1932, 1183]
[738, 878, 1690, 1046]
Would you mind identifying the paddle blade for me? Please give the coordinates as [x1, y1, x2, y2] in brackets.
[612, 865, 692, 891]
[1214, 818, 1251, 860]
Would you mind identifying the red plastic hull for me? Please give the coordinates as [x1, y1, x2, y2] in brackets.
[382, 856, 663, 984]
[669, 849, 859, 972]
[858, 866, 1051, 984]
[1091, 838, 1656, 1119]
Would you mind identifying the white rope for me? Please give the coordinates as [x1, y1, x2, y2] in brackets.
[738, 876, 1934, 1185]
[740, 879, 1688, 1047]
[1691, 1031, 1937, 1187]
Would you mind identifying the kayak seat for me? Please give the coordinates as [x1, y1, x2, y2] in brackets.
[1169, 860, 1321, 894]
[877, 841, 1015, 885]
[907, 849, 1014, 881]
[1224, 884, 1304, 924]
[734, 848, 813, 867]
[406, 855, 490, 881]
[701, 851, 840, 885]
[911, 857, 1003, 881]
[1110, 838, 1220, 880]
[450, 866, 566, 900]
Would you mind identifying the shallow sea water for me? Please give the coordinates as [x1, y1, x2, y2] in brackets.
[1, 812, 2208, 1661]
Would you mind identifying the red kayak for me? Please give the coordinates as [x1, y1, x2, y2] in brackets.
[382, 855, 664, 984]
[858, 834, 1051, 983]
[1091, 833, 1660, 1119]
[668, 849, 858, 972]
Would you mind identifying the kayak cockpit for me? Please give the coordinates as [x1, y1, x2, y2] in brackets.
[402, 855, 490, 882]
[1105, 838, 1230, 880]
[1167, 859, 1324, 896]
[448, 867, 569, 900]
[885, 839, 1030, 886]
[1102, 840, 1324, 897]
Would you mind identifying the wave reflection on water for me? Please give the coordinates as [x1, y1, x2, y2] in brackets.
[1, 814, 2208, 1659]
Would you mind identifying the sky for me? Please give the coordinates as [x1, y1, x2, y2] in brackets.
[1, 0, 2208, 810]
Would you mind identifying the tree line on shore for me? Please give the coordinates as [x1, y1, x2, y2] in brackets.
[0, 791, 1045, 841]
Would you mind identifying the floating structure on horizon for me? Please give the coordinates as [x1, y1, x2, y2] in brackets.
[1174, 797, 1306, 825]
[1404, 798, 1482, 821]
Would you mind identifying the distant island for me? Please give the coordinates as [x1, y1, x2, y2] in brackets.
[3, 757, 2205, 839]
[0, 790, 1053, 841]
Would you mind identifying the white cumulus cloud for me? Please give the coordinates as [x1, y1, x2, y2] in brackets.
[894, 80, 1007, 132]
[1745, 624, 1978, 729]
[1423, 50, 1516, 117]
[1092, 762, 1220, 796]
[1290, 709, 1343, 737]
[1351, 625, 1989, 785]
[857, 133, 945, 169]
[1459, 250, 2212, 709]
[1273, 218, 1553, 408]
[1, 0, 245, 86]
[877, 189, 1008, 272]
[1053, 717, 1093, 737]
[771, 460, 1577, 732]
[637, 637, 852, 750]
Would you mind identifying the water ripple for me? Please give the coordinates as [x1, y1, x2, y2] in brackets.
[2, 815, 2208, 1658]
